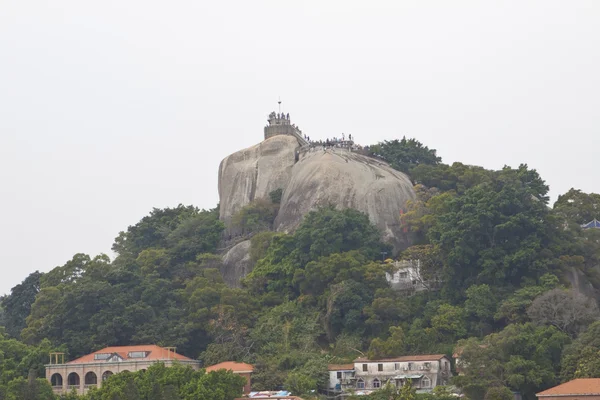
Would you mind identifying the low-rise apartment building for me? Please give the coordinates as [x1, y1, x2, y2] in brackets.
[328, 354, 452, 394]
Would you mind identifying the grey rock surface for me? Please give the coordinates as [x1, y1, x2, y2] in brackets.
[218, 135, 300, 235]
[220, 240, 253, 288]
[565, 266, 599, 299]
[275, 149, 416, 252]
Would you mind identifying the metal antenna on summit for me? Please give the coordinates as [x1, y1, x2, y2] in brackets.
[278, 97, 282, 114]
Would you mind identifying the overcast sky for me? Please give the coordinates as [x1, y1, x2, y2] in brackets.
[1, 1, 599, 296]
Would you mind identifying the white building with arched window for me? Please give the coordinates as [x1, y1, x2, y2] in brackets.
[45, 345, 201, 395]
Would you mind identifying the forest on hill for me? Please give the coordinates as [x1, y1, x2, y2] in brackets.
[1, 137, 600, 400]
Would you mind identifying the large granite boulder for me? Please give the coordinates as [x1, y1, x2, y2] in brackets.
[220, 240, 253, 288]
[218, 137, 416, 285]
[275, 149, 416, 252]
[218, 135, 300, 235]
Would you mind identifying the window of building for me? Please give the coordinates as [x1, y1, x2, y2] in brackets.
[399, 272, 408, 279]
[422, 377, 431, 388]
[408, 363, 413, 370]
[337, 372, 342, 379]
[357, 379, 365, 389]
[378, 364, 383, 372]
[128, 351, 148, 359]
[373, 379, 381, 389]
[424, 362, 431, 369]
[394, 363, 400, 371]
[363, 364, 368, 372]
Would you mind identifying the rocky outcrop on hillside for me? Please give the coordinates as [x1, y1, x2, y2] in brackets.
[218, 135, 299, 235]
[218, 134, 416, 285]
[220, 240, 252, 288]
[274, 149, 416, 250]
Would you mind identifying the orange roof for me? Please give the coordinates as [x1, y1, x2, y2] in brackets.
[206, 361, 254, 373]
[328, 364, 354, 371]
[67, 345, 193, 364]
[355, 354, 447, 363]
[537, 379, 600, 396]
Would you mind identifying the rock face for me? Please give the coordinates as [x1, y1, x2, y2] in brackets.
[275, 149, 416, 251]
[218, 135, 299, 235]
[218, 134, 417, 285]
[220, 240, 253, 288]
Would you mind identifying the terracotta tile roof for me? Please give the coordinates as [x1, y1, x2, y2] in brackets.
[354, 354, 447, 363]
[67, 345, 193, 364]
[205, 361, 254, 373]
[328, 364, 355, 371]
[537, 379, 600, 396]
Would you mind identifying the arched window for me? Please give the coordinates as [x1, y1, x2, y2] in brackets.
[121, 370, 130, 373]
[373, 378, 381, 389]
[50, 373, 63, 387]
[84, 372, 97, 386]
[357, 379, 365, 389]
[102, 371, 114, 381]
[67, 372, 80, 388]
[422, 376, 431, 388]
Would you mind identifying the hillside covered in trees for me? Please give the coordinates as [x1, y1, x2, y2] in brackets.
[1, 137, 600, 400]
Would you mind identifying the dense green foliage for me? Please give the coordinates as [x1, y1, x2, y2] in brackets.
[86, 363, 245, 400]
[1, 137, 600, 399]
[369, 137, 441, 174]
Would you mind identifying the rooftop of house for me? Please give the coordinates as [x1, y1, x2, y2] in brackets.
[328, 364, 355, 371]
[239, 391, 301, 400]
[537, 379, 600, 396]
[354, 354, 448, 363]
[66, 345, 193, 364]
[582, 219, 600, 229]
[205, 361, 254, 373]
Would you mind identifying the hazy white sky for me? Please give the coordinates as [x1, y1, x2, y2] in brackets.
[1, 1, 599, 295]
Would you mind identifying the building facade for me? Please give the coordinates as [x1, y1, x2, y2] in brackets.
[385, 259, 442, 292]
[45, 345, 201, 395]
[328, 355, 452, 394]
[328, 364, 355, 391]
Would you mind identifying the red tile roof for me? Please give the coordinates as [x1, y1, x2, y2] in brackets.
[328, 364, 354, 371]
[67, 345, 193, 364]
[537, 379, 600, 396]
[206, 361, 254, 373]
[355, 354, 447, 363]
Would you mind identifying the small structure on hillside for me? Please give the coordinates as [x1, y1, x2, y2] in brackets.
[46, 345, 200, 395]
[206, 361, 254, 394]
[237, 391, 303, 400]
[582, 219, 600, 229]
[264, 111, 307, 146]
[386, 260, 440, 292]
